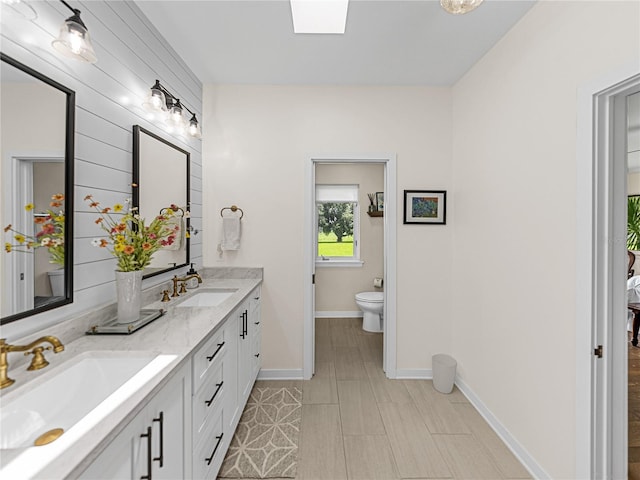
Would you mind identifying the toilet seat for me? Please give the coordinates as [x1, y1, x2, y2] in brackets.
[355, 292, 383, 303]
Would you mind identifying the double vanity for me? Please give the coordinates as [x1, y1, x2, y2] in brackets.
[0, 268, 262, 479]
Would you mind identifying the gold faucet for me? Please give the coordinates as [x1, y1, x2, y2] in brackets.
[171, 273, 203, 297]
[0, 336, 65, 389]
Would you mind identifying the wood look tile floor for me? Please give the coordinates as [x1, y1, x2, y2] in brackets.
[219, 318, 531, 480]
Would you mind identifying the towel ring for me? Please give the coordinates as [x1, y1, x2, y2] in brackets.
[220, 205, 244, 219]
[159, 206, 185, 217]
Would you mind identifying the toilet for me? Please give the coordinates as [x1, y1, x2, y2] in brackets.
[355, 291, 384, 332]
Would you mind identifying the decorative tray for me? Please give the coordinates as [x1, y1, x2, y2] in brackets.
[86, 309, 165, 335]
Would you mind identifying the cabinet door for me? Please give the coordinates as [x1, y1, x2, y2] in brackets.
[78, 409, 147, 480]
[148, 367, 188, 480]
[237, 301, 252, 405]
[249, 288, 262, 380]
[79, 366, 188, 480]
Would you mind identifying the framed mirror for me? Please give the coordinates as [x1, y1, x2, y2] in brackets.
[133, 126, 190, 278]
[1, 53, 75, 324]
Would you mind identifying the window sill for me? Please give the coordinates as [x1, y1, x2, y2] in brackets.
[315, 259, 364, 268]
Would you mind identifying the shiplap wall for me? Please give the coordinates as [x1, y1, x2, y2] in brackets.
[1, 1, 203, 339]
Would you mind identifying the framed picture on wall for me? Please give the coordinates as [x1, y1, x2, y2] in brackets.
[375, 192, 384, 211]
[403, 190, 446, 225]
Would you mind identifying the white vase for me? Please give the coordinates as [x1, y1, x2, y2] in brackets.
[47, 268, 65, 297]
[115, 270, 143, 324]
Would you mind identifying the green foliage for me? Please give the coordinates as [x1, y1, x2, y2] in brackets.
[629, 196, 640, 250]
[317, 202, 354, 242]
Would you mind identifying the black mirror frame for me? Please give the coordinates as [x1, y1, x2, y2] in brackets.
[132, 125, 190, 279]
[0, 53, 75, 325]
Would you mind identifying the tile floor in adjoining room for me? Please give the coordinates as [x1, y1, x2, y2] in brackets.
[219, 317, 531, 480]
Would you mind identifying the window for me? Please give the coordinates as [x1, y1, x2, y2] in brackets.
[316, 184, 362, 266]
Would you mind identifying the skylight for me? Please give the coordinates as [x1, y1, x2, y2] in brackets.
[290, 0, 349, 34]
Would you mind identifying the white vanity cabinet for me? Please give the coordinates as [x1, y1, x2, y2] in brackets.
[193, 286, 262, 479]
[79, 363, 190, 480]
[79, 283, 263, 480]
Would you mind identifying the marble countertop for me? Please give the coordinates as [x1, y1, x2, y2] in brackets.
[0, 275, 262, 479]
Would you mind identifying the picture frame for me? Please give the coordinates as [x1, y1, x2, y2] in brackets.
[375, 192, 384, 211]
[403, 190, 446, 225]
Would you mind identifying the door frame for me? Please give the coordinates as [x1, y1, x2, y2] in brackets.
[576, 66, 640, 479]
[1, 153, 64, 315]
[303, 154, 397, 380]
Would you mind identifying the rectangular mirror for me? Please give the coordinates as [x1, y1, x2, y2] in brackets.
[1, 53, 75, 325]
[133, 126, 190, 278]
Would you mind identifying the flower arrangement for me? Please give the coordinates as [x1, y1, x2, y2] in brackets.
[85, 195, 188, 272]
[4, 194, 65, 266]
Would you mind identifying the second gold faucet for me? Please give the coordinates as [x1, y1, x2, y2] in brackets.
[171, 273, 203, 298]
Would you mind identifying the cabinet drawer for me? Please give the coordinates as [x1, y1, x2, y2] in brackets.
[194, 409, 225, 480]
[193, 361, 225, 436]
[193, 328, 226, 393]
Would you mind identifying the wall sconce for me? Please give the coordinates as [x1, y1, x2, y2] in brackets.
[51, 0, 97, 64]
[440, 0, 483, 15]
[142, 79, 201, 139]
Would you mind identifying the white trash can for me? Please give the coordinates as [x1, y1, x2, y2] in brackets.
[432, 354, 457, 394]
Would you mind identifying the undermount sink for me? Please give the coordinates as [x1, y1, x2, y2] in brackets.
[0, 352, 176, 452]
[176, 288, 238, 307]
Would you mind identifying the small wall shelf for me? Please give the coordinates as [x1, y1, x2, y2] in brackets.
[367, 211, 383, 217]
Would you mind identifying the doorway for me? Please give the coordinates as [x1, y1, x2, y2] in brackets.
[579, 72, 640, 479]
[627, 90, 640, 477]
[303, 154, 397, 380]
[1, 155, 64, 316]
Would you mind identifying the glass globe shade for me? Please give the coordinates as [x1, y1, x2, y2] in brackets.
[440, 0, 483, 15]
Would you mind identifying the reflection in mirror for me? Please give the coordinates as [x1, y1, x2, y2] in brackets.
[133, 126, 190, 278]
[0, 53, 74, 324]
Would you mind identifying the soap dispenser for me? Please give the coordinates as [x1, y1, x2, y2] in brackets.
[186, 263, 200, 289]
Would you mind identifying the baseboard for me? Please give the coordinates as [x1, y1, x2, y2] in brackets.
[314, 311, 363, 318]
[395, 368, 432, 379]
[454, 376, 549, 479]
[257, 369, 304, 380]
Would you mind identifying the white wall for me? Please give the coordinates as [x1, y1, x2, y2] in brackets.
[451, 2, 640, 478]
[628, 172, 640, 196]
[315, 163, 384, 313]
[203, 85, 452, 371]
[0, 2, 202, 339]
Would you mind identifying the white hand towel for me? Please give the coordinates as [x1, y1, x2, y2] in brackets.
[162, 216, 184, 251]
[221, 217, 241, 251]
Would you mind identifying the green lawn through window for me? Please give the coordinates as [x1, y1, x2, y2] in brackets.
[318, 232, 354, 257]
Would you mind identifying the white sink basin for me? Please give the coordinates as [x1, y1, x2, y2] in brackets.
[177, 288, 237, 307]
[0, 351, 177, 476]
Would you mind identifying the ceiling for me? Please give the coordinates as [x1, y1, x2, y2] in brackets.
[136, 0, 536, 86]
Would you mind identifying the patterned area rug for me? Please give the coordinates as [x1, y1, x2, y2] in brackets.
[219, 387, 302, 478]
